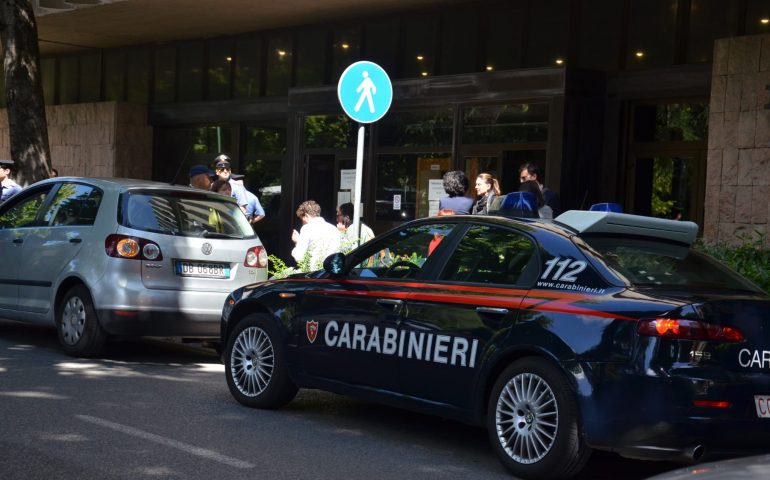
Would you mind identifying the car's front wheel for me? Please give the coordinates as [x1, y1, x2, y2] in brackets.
[57, 284, 107, 357]
[487, 358, 590, 480]
[224, 314, 297, 408]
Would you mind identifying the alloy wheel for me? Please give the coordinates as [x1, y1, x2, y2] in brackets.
[230, 326, 275, 397]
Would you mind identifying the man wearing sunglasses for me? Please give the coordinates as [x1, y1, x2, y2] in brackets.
[213, 154, 249, 214]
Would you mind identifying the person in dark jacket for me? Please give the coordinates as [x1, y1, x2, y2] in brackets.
[438, 170, 473, 214]
[519, 162, 561, 216]
[472, 172, 501, 215]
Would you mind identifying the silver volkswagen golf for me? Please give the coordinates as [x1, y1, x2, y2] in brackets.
[0, 177, 267, 356]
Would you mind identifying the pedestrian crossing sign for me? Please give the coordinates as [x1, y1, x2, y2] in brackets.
[337, 61, 393, 124]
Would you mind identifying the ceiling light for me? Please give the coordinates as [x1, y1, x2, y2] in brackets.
[421, 72, 428, 77]
[762, 18, 770, 24]
[555, 58, 564, 65]
[225, 56, 232, 62]
[416, 55, 424, 61]
[486, 65, 494, 71]
[341, 43, 350, 49]
[277, 50, 286, 57]
[635, 51, 644, 58]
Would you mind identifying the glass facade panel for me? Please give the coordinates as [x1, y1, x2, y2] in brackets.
[59, 57, 78, 104]
[626, 0, 678, 70]
[79, 53, 101, 102]
[440, 6, 479, 75]
[377, 109, 453, 147]
[104, 51, 126, 101]
[127, 49, 150, 104]
[296, 29, 327, 87]
[266, 33, 293, 96]
[689, 0, 743, 63]
[401, 14, 437, 79]
[463, 104, 549, 144]
[525, 0, 569, 67]
[154, 46, 176, 104]
[234, 37, 262, 99]
[375, 153, 450, 221]
[41, 58, 56, 105]
[485, 3, 524, 71]
[577, 0, 623, 71]
[365, 18, 399, 75]
[207, 39, 233, 100]
[633, 103, 709, 142]
[244, 126, 286, 213]
[332, 26, 362, 80]
[178, 42, 204, 102]
[153, 125, 233, 182]
[304, 115, 357, 148]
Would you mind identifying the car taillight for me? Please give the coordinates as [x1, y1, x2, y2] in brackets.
[245, 246, 267, 268]
[637, 318, 744, 342]
[105, 234, 163, 261]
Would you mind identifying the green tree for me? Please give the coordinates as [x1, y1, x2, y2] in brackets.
[0, 0, 51, 184]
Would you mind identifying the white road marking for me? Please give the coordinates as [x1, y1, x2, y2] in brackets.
[76, 415, 254, 469]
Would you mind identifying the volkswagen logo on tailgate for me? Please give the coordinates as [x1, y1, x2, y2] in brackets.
[201, 242, 213, 255]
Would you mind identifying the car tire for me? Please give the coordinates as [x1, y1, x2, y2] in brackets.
[57, 284, 107, 357]
[487, 358, 590, 480]
[224, 314, 298, 409]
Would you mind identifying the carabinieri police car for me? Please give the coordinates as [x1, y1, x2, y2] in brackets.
[219, 207, 770, 479]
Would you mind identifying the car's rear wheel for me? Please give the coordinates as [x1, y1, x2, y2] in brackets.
[487, 358, 590, 480]
[57, 285, 107, 357]
[224, 314, 297, 408]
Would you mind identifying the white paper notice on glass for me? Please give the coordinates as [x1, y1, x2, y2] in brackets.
[337, 191, 351, 207]
[340, 169, 356, 190]
[393, 194, 402, 210]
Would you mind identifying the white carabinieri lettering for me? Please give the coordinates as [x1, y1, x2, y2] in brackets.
[739, 348, 770, 369]
[322, 320, 479, 368]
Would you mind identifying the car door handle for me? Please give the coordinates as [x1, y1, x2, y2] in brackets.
[377, 298, 403, 309]
[12, 238, 23, 244]
[69, 238, 82, 243]
[476, 307, 509, 315]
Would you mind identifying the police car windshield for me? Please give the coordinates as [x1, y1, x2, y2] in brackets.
[581, 236, 762, 293]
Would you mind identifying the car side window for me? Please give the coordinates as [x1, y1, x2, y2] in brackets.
[0, 188, 51, 229]
[439, 225, 535, 285]
[348, 223, 456, 280]
[43, 184, 103, 227]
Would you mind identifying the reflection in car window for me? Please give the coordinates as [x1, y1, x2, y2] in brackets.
[440, 225, 535, 285]
[349, 224, 455, 280]
[581, 236, 762, 292]
[44, 183, 103, 226]
[0, 189, 51, 229]
[122, 191, 254, 238]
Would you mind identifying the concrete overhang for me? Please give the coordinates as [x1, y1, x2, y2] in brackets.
[34, 0, 462, 55]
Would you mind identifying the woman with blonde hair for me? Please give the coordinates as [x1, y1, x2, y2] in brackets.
[472, 172, 501, 215]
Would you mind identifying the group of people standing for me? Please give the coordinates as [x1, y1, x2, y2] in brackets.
[188, 154, 265, 224]
[439, 162, 560, 219]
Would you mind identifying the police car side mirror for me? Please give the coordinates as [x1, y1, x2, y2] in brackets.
[323, 252, 346, 276]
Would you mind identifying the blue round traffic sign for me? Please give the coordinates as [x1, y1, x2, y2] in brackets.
[337, 61, 393, 124]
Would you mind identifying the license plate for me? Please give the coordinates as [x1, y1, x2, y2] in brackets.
[175, 261, 230, 279]
[754, 395, 770, 418]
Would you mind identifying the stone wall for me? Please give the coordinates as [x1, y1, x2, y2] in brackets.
[0, 102, 152, 181]
[707, 35, 770, 244]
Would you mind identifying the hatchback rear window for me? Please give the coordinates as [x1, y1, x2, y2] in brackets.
[580, 236, 762, 293]
[120, 190, 255, 238]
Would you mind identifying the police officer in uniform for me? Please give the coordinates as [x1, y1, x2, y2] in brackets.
[0, 159, 22, 203]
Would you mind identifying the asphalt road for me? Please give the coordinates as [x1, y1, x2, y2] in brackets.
[0, 319, 683, 480]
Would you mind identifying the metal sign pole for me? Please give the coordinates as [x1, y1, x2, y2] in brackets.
[351, 123, 365, 246]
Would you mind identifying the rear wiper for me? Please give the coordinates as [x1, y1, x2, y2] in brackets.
[200, 231, 243, 239]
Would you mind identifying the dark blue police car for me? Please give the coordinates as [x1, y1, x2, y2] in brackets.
[219, 209, 770, 479]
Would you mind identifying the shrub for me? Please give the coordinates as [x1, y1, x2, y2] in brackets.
[695, 231, 770, 294]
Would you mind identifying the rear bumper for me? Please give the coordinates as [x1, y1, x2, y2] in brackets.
[93, 287, 229, 337]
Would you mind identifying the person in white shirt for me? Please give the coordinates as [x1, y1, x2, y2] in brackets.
[291, 200, 341, 271]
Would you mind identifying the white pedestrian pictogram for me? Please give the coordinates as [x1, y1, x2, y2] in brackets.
[354, 71, 376, 113]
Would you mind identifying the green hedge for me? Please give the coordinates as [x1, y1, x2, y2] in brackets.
[695, 232, 770, 294]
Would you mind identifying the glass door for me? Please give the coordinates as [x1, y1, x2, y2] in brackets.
[629, 153, 705, 222]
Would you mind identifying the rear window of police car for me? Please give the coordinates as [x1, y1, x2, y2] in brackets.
[581, 236, 761, 292]
[120, 190, 255, 238]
